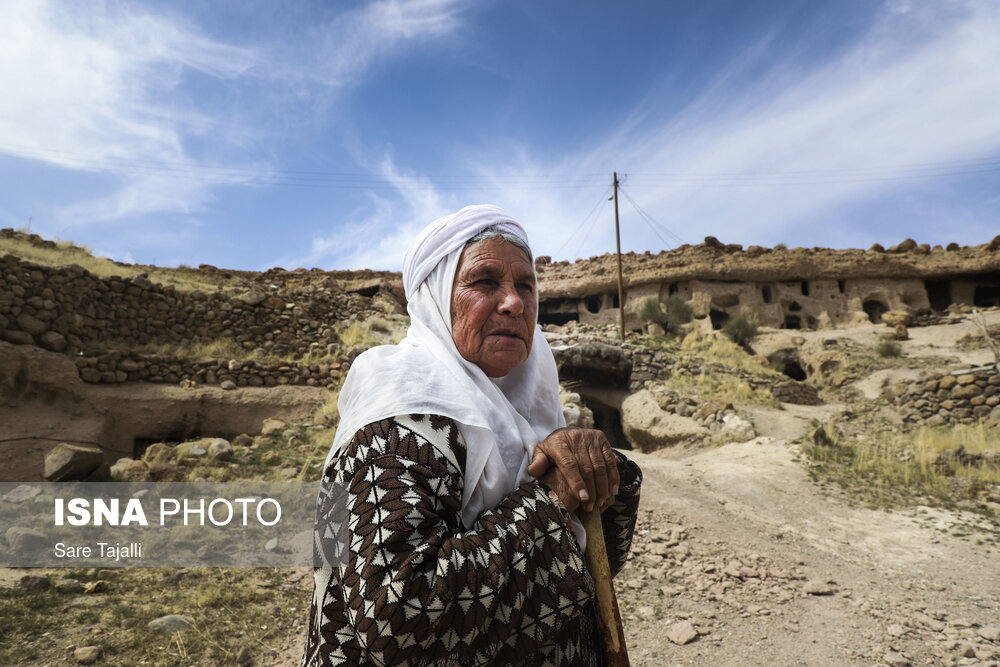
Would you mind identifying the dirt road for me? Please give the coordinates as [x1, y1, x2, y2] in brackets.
[615, 434, 999, 666]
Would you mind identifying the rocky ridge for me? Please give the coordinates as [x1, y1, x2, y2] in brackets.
[535, 235, 1000, 299]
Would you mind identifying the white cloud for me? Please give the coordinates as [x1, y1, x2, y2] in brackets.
[0, 2, 255, 167]
[0, 0, 465, 235]
[0, 0, 260, 226]
[303, 0, 465, 87]
[454, 0, 1000, 259]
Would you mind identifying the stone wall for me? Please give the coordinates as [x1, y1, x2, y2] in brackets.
[889, 369, 1000, 426]
[69, 351, 340, 388]
[0, 254, 382, 388]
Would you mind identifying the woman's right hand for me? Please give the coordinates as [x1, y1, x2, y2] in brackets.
[527, 427, 620, 513]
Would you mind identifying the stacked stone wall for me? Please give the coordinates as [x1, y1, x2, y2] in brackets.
[890, 369, 1000, 425]
[0, 254, 377, 389]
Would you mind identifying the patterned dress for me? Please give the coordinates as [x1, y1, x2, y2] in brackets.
[302, 414, 642, 667]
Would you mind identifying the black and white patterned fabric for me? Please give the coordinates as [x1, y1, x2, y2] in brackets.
[303, 414, 641, 667]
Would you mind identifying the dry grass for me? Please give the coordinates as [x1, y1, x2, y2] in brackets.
[312, 381, 343, 428]
[340, 317, 405, 349]
[0, 416, 331, 664]
[679, 332, 783, 378]
[0, 234, 237, 294]
[669, 369, 779, 407]
[804, 422, 1000, 517]
[910, 424, 1000, 485]
[876, 339, 902, 357]
[0, 567, 305, 665]
[956, 325, 1000, 351]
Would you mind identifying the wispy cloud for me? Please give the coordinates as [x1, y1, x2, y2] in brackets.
[0, 0, 466, 237]
[609, 1, 1000, 246]
[0, 0, 259, 225]
[301, 0, 465, 87]
[447, 0, 1000, 259]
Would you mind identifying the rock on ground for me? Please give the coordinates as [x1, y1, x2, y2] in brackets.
[43, 443, 104, 481]
[148, 614, 196, 633]
[621, 389, 708, 452]
[73, 646, 101, 664]
[666, 619, 699, 645]
[261, 418, 287, 436]
[6, 526, 48, 552]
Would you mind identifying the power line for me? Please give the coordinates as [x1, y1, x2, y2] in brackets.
[5, 140, 1000, 190]
[618, 185, 687, 248]
[569, 186, 615, 260]
[553, 185, 613, 258]
[621, 189, 673, 249]
[0, 142, 612, 190]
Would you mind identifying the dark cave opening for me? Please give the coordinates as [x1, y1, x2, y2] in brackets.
[863, 300, 889, 324]
[925, 280, 952, 312]
[709, 309, 730, 330]
[973, 285, 1000, 308]
[586, 399, 631, 451]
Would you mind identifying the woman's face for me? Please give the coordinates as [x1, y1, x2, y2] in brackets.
[451, 237, 537, 377]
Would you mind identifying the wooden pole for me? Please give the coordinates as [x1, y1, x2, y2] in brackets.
[581, 507, 630, 666]
[613, 172, 626, 342]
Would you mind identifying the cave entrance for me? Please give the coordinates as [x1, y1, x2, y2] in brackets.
[350, 285, 379, 298]
[925, 280, 952, 312]
[538, 299, 580, 326]
[133, 438, 162, 459]
[863, 300, 889, 324]
[585, 296, 601, 314]
[780, 360, 807, 381]
[783, 315, 801, 329]
[767, 348, 807, 380]
[974, 285, 1000, 308]
[709, 309, 730, 330]
[539, 312, 579, 326]
[589, 400, 630, 451]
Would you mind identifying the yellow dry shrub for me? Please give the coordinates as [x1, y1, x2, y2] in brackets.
[0, 234, 231, 293]
[679, 331, 780, 376]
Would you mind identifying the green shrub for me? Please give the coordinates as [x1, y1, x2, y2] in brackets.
[638, 295, 692, 333]
[638, 297, 664, 326]
[662, 294, 693, 328]
[877, 339, 902, 357]
[722, 313, 759, 348]
[773, 242, 788, 251]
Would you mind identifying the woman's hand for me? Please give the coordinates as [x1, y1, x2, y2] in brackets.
[527, 428, 620, 513]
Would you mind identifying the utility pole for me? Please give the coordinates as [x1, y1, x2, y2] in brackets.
[613, 172, 626, 342]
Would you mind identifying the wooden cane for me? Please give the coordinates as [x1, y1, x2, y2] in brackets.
[581, 507, 630, 666]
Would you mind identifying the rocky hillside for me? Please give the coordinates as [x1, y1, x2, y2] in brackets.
[535, 234, 1000, 298]
[2, 228, 1000, 665]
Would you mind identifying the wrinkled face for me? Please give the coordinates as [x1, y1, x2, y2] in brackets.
[451, 237, 537, 378]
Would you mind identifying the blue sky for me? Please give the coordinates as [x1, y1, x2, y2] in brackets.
[2, 0, 999, 271]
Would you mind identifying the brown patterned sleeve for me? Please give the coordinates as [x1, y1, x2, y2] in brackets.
[601, 451, 642, 578]
[326, 414, 595, 666]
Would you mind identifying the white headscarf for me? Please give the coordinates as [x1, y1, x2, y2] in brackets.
[327, 205, 567, 530]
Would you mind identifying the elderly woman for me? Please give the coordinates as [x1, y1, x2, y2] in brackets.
[303, 205, 641, 666]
